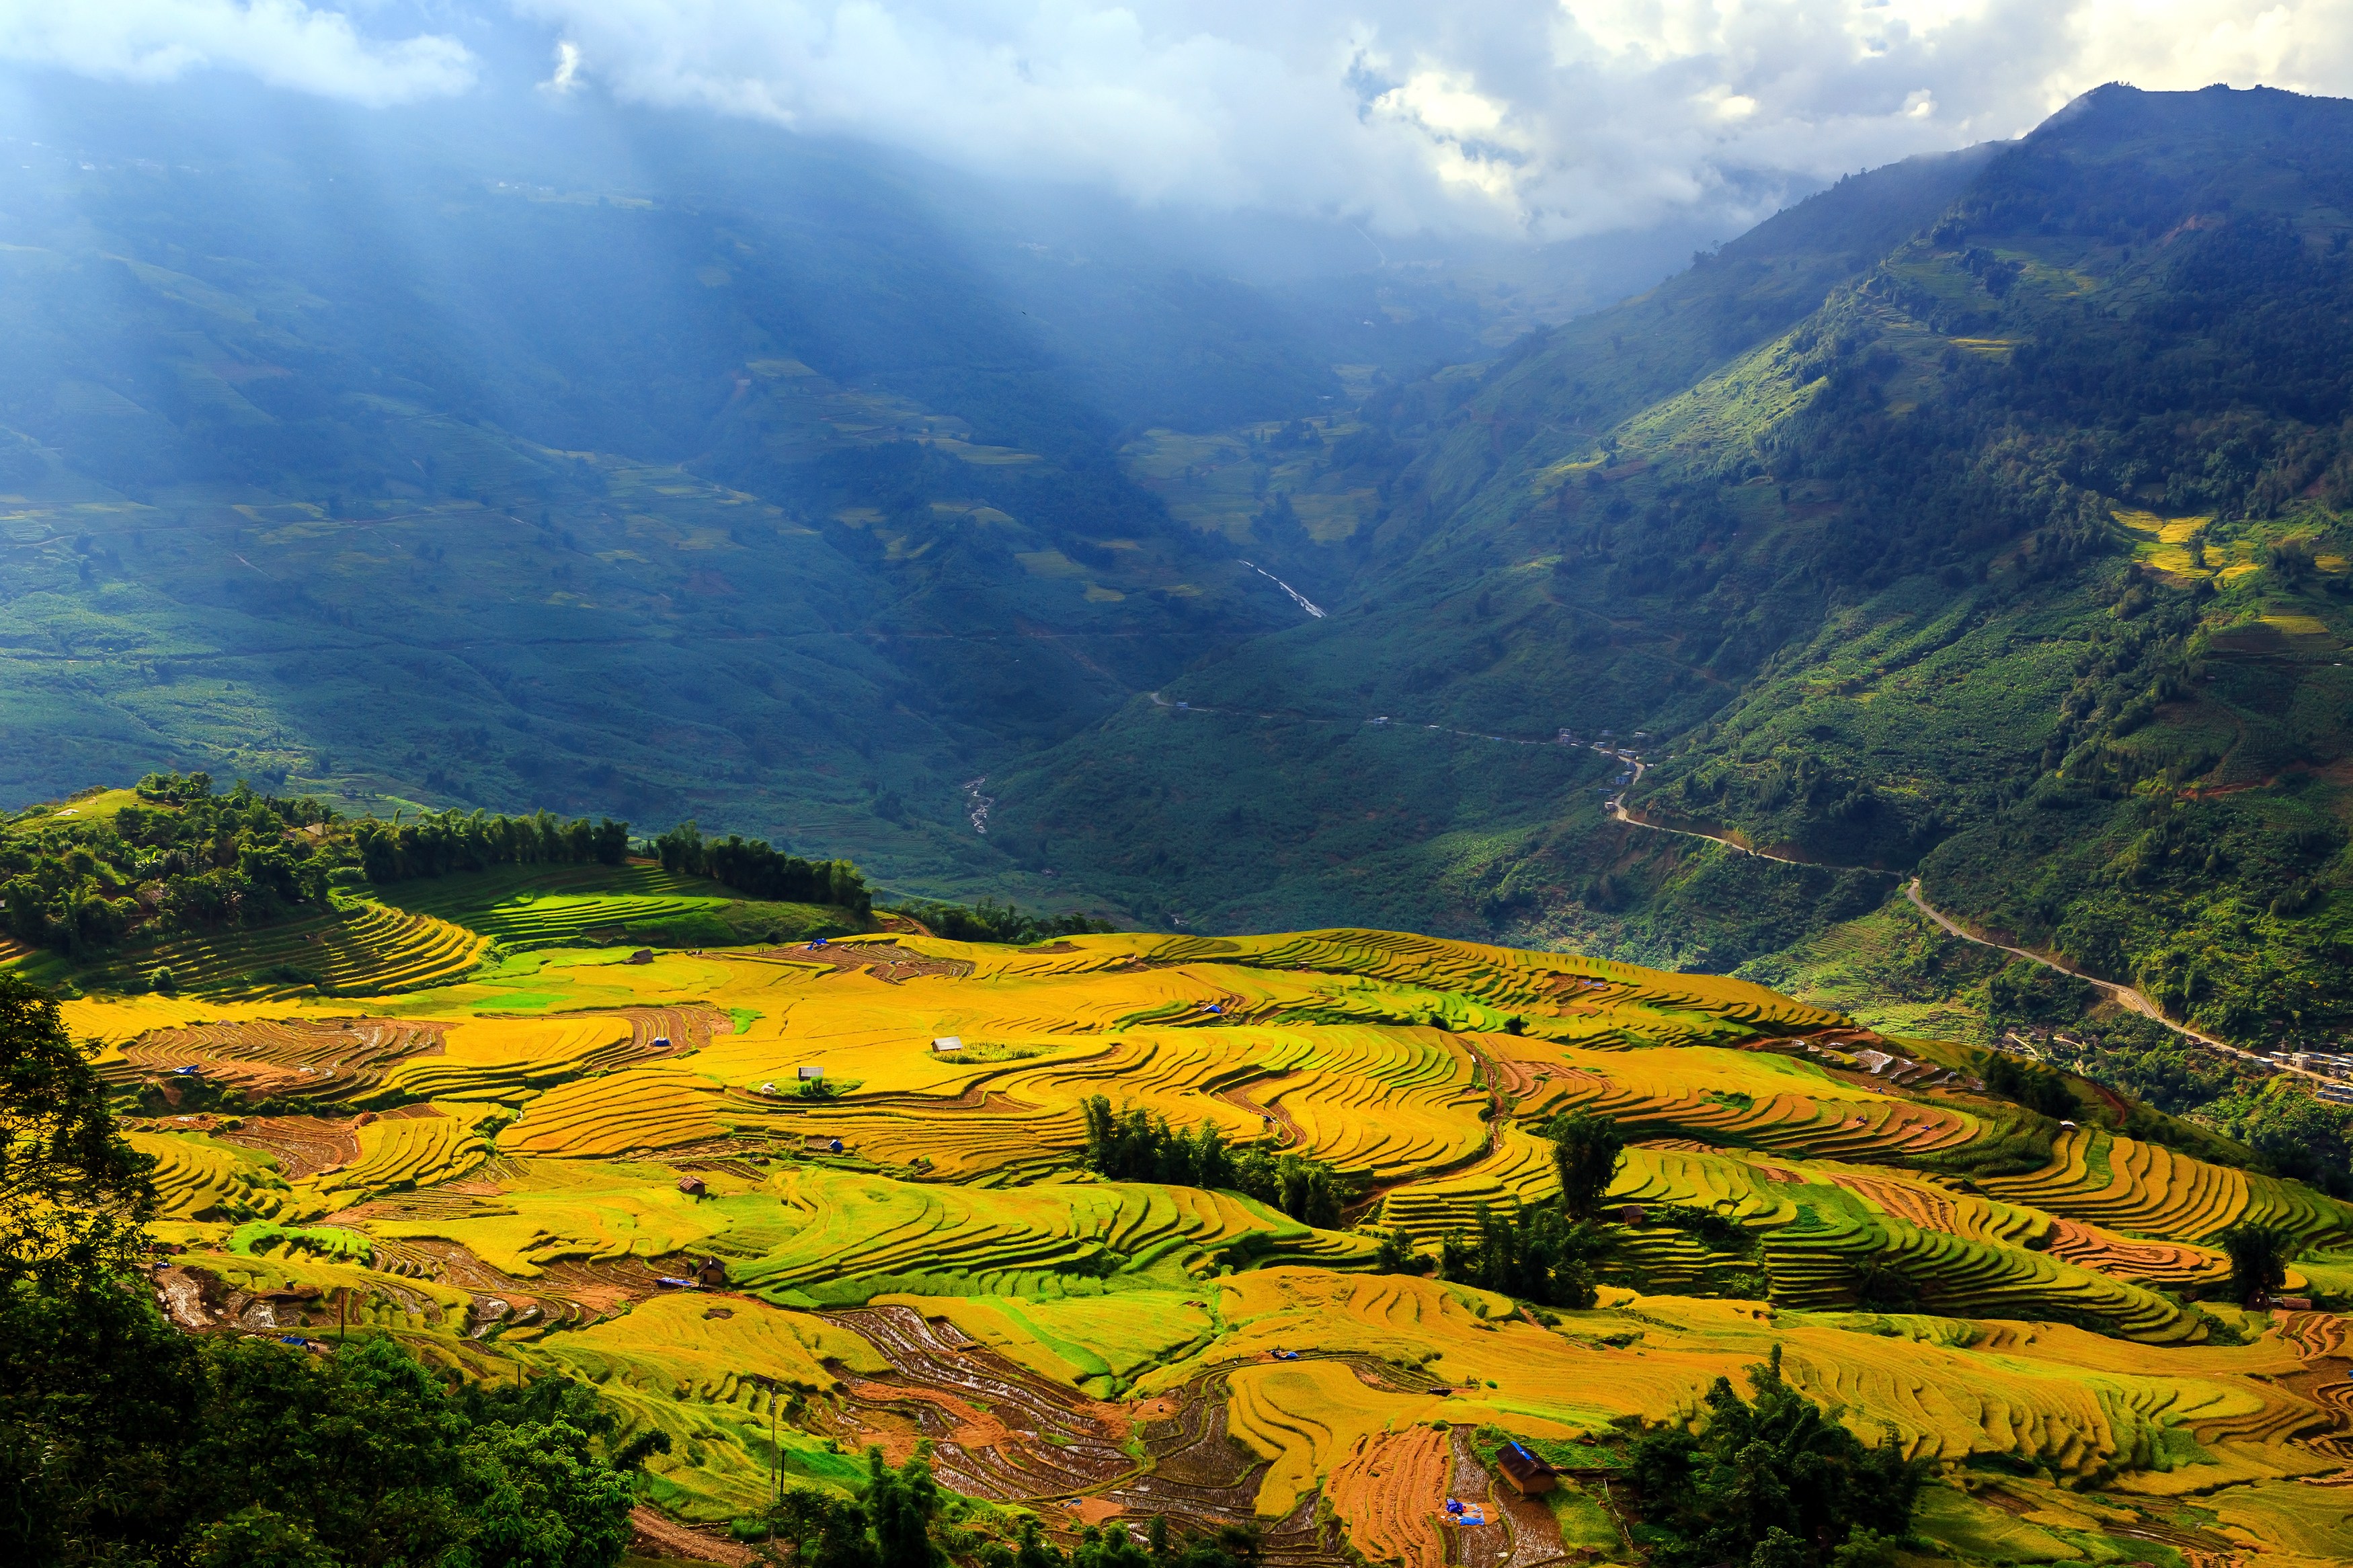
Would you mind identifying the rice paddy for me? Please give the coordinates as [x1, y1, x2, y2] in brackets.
[83, 901, 490, 998]
[374, 862, 848, 951]
[73, 923, 2353, 1563]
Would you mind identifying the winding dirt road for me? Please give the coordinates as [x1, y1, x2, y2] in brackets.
[1605, 761, 2327, 1085]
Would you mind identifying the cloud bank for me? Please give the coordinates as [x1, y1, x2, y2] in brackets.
[512, 0, 2353, 235]
[11, 3, 2353, 235]
[0, 1, 476, 106]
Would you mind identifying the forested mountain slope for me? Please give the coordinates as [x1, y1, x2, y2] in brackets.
[996, 85, 2353, 1053]
[0, 77, 1603, 902]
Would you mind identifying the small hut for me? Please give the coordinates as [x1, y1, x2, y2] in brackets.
[677, 1175, 707, 1198]
[693, 1257, 727, 1288]
[1618, 1204, 1648, 1227]
[932, 1036, 965, 1054]
[797, 1065, 824, 1080]
[1494, 1442, 1558, 1496]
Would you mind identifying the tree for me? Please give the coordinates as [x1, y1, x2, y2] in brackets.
[0, 1265, 206, 1565]
[865, 1447, 946, 1568]
[1980, 1052, 2078, 1120]
[1546, 1110, 1626, 1219]
[1076, 1096, 1346, 1227]
[768, 1451, 947, 1568]
[980, 1511, 1263, 1568]
[192, 1506, 337, 1568]
[770, 1483, 875, 1568]
[2221, 1223, 2291, 1307]
[0, 975, 155, 1292]
[1629, 1346, 1925, 1568]
[461, 1419, 637, 1568]
[1437, 1204, 1608, 1309]
[5, 1296, 642, 1568]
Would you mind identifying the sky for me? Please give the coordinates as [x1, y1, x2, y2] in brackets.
[3, 1, 2352, 238]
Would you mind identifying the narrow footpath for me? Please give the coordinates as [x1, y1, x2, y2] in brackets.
[1605, 755, 1896, 875]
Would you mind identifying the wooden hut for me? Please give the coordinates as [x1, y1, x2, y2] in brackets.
[1494, 1442, 1558, 1496]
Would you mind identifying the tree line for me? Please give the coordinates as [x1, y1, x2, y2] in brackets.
[350, 807, 629, 883]
[654, 821, 871, 915]
[1078, 1097, 1345, 1227]
[885, 896, 1115, 946]
[0, 772, 889, 969]
[766, 1448, 1261, 1568]
[1, 774, 336, 956]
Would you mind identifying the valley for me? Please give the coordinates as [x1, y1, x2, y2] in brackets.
[8, 58, 2353, 1568]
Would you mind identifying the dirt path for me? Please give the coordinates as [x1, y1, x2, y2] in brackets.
[1606, 764, 2328, 1089]
[1897, 878, 2334, 1086]
[629, 1505, 756, 1566]
[1607, 755, 1897, 876]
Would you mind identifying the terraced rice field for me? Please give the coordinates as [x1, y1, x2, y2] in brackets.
[306, 1108, 491, 1206]
[95, 1016, 448, 1100]
[1324, 1427, 1451, 1568]
[131, 1126, 297, 1223]
[374, 862, 819, 950]
[366, 1014, 692, 1104]
[1981, 1127, 2353, 1245]
[74, 925, 2353, 1562]
[86, 901, 488, 998]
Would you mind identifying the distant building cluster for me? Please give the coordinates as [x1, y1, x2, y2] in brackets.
[2003, 1024, 2353, 1106]
[2274, 1051, 2353, 1104]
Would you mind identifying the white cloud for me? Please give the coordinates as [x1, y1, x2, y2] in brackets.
[0, 1, 476, 106]
[15, 3, 2353, 235]
[505, 0, 2353, 236]
[543, 36, 584, 92]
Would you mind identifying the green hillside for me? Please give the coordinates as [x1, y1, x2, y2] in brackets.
[0, 773, 873, 1000]
[0, 81, 1563, 908]
[996, 86, 2353, 1067]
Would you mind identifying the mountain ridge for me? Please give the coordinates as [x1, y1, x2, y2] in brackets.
[994, 84, 2353, 1065]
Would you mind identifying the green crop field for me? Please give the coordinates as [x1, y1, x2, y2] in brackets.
[78, 921, 2353, 1564]
[45, 901, 491, 1000]
[372, 862, 852, 951]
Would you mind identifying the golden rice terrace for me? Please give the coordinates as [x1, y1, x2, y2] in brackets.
[75, 927, 2353, 1565]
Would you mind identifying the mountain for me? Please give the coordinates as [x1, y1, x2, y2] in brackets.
[992, 85, 2353, 1059]
[0, 73, 1704, 906]
[7, 74, 2349, 1065]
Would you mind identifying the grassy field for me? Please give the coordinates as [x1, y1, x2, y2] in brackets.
[75, 923, 2353, 1561]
